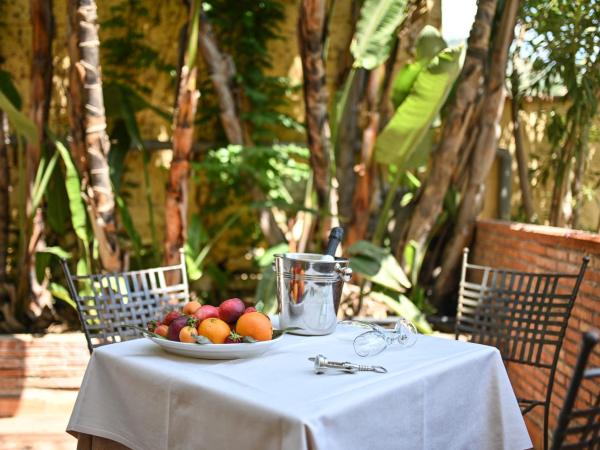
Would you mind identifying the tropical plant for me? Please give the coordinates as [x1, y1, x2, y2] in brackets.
[398, 0, 499, 269]
[347, 240, 431, 333]
[333, 0, 409, 148]
[298, 0, 332, 221]
[371, 27, 464, 245]
[67, 0, 122, 272]
[202, 0, 298, 143]
[164, 0, 201, 271]
[432, 0, 519, 304]
[520, 0, 600, 228]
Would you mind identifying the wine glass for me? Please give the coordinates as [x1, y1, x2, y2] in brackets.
[340, 318, 418, 357]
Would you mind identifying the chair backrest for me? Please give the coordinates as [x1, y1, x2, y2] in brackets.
[61, 250, 189, 353]
[455, 248, 589, 369]
[551, 330, 599, 450]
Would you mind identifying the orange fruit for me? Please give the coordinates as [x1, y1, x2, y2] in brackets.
[183, 300, 202, 315]
[198, 318, 231, 344]
[235, 312, 272, 341]
[179, 325, 198, 343]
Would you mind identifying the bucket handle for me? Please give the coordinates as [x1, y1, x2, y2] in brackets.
[335, 263, 353, 282]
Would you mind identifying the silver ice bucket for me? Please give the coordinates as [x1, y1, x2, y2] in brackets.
[274, 253, 353, 335]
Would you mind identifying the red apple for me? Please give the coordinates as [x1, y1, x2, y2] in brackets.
[218, 298, 246, 324]
[244, 306, 257, 314]
[193, 305, 220, 322]
[163, 310, 182, 326]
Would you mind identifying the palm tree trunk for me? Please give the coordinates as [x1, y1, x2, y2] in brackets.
[198, 16, 243, 146]
[510, 65, 536, 222]
[336, 69, 365, 228]
[298, 0, 332, 223]
[67, 0, 121, 271]
[0, 113, 9, 286]
[164, 0, 201, 269]
[549, 119, 578, 226]
[346, 67, 383, 247]
[20, 0, 55, 325]
[397, 0, 498, 261]
[570, 121, 591, 229]
[432, 0, 519, 305]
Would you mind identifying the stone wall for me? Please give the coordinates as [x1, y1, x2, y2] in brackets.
[471, 219, 600, 449]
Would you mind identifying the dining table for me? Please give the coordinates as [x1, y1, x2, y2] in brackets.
[67, 325, 533, 450]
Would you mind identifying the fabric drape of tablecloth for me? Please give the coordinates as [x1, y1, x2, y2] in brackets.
[67, 331, 532, 450]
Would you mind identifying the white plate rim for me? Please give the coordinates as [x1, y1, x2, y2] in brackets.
[148, 333, 284, 359]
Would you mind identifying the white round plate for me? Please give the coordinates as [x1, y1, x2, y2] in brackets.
[149, 334, 283, 360]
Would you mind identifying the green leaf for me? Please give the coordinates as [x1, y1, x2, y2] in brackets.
[0, 70, 22, 109]
[115, 194, 143, 258]
[254, 243, 289, 315]
[0, 90, 37, 142]
[348, 241, 411, 292]
[375, 45, 464, 168]
[38, 246, 71, 260]
[30, 150, 59, 215]
[392, 27, 447, 109]
[351, 0, 409, 70]
[49, 282, 77, 310]
[194, 335, 212, 345]
[55, 140, 91, 246]
[391, 61, 424, 108]
[371, 292, 432, 334]
[415, 25, 447, 61]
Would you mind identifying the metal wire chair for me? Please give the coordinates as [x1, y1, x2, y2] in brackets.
[551, 330, 599, 450]
[61, 249, 189, 353]
[455, 248, 589, 450]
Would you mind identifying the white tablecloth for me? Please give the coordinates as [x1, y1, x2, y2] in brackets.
[67, 330, 532, 450]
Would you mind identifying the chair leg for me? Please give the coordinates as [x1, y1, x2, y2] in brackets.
[543, 403, 549, 450]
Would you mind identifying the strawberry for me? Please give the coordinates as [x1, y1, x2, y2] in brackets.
[224, 331, 243, 344]
[147, 319, 160, 332]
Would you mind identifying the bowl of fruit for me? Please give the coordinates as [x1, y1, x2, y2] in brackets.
[142, 298, 285, 359]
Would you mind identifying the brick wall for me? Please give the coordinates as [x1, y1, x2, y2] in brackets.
[0, 333, 89, 417]
[472, 220, 600, 449]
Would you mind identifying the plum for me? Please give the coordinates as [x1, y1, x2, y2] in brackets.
[218, 298, 246, 324]
[193, 305, 220, 323]
[168, 315, 190, 341]
[163, 310, 182, 326]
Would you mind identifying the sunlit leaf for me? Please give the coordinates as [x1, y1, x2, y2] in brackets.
[0, 90, 37, 142]
[348, 241, 411, 292]
[55, 140, 91, 246]
[375, 45, 464, 169]
[351, 0, 409, 70]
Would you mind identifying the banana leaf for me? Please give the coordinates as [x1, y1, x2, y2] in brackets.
[35, 246, 71, 283]
[351, 0, 408, 70]
[49, 282, 77, 310]
[348, 241, 411, 293]
[371, 291, 432, 334]
[0, 90, 36, 142]
[375, 45, 464, 168]
[55, 140, 91, 246]
[0, 70, 21, 109]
